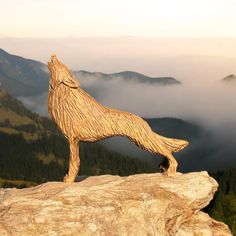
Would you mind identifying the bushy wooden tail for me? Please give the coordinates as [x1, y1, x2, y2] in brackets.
[110, 111, 189, 154]
[157, 134, 189, 152]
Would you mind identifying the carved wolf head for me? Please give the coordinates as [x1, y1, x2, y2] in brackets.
[48, 54, 80, 90]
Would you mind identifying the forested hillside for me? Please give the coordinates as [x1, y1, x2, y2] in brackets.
[0, 132, 157, 187]
[0, 88, 157, 188]
[205, 169, 236, 234]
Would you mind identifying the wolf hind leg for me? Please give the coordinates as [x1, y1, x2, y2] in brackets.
[126, 129, 179, 176]
[161, 153, 178, 176]
[113, 112, 182, 176]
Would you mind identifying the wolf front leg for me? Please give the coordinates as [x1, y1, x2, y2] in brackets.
[63, 138, 80, 183]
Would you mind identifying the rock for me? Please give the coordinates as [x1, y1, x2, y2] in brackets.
[0, 172, 232, 236]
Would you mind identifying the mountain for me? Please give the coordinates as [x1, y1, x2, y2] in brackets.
[0, 48, 181, 98]
[0, 48, 182, 117]
[145, 117, 201, 141]
[0, 88, 52, 138]
[222, 74, 236, 83]
[0, 48, 49, 96]
[75, 70, 181, 85]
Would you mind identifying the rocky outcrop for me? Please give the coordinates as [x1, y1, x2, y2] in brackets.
[0, 172, 232, 236]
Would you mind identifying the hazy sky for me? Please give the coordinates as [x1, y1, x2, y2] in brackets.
[0, 0, 235, 83]
[1, 0, 236, 37]
[1, 37, 235, 83]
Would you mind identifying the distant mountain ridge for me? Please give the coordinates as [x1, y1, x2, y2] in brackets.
[75, 70, 181, 85]
[0, 49, 49, 96]
[0, 48, 181, 97]
[222, 74, 236, 83]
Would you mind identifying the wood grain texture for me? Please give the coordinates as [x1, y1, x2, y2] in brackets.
[48, 55, 189, 182]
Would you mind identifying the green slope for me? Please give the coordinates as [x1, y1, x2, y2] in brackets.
[0, 88, 53, 139]
[0, 89, 157, 188]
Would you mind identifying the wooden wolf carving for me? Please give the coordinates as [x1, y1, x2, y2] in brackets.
[48, 55, 189, 182]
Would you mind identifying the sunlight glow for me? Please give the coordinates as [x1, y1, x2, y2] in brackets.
[0, 0, 235, 37]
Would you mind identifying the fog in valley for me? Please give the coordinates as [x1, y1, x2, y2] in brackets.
[80, 74, 236, 172]
[6, 37, 235, 172]
[18, 68, 236, 172]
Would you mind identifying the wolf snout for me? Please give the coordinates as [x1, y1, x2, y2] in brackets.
[51, 54, 57, 62]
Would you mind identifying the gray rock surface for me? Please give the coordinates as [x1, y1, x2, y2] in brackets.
[0, 172, 232, 236]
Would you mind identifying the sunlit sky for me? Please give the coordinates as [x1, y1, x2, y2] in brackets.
[1, 0, 236, 37]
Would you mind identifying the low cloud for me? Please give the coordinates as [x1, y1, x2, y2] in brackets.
[18, 68, 236, 172]
[78, 75, 236, 133]
[18, 92, 48, 116]
[19, 72, 236, 134]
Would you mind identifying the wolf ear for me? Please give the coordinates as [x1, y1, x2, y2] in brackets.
[62, 75, 80, 89]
